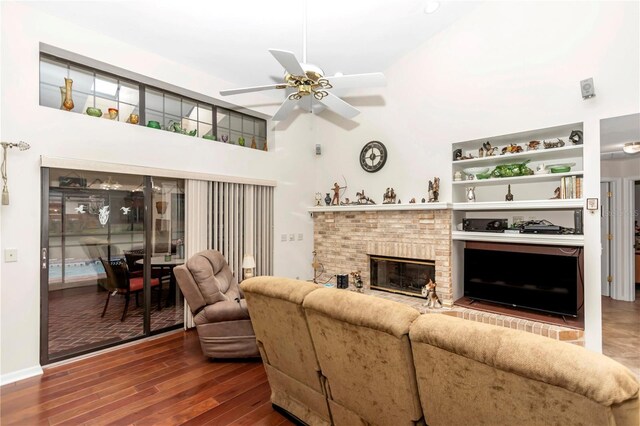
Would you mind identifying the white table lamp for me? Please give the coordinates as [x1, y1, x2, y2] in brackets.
[242, 254, 256, 280]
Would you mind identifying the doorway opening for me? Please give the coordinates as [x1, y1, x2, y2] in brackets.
[599, 113, 640, 378]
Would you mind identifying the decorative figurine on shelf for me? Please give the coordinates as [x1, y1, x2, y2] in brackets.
[238, 136, 246, 147]
[350, 270, 364, 293]
[251, 136, 257, 149]
[543, 138, 565, 149]
[398, 199, 401, 204]
[483, 141, 497, 156]
[505, 184, 514, 202]
[221, 135, 229, 143]
[428, 177, 440, 202]
[569, 130, 583, 145]
[478, 147, 484, 158]
[341, 197, 351, 205]
[453, 171, 463, 181]
[324, 193, 332, 206]
[453, 149, 462, 161]
[331, 182, 346, 205]
[466, 187, 476, 202]
[383, 187, 397, 204]
[421, 198, 426, 203]
[501, 144, 523, 155]
[315, 192, 322, 207]
[409, 198, 416, 204]
[356, 190, 375, 205]
[551, 187, 561, 199]
[527, 140, 541, 151]
[421, 279, 442, 309]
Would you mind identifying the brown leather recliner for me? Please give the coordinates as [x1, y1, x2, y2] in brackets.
[173, 250, 259, 358]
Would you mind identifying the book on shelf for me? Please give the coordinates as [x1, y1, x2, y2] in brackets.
[559, 176, 582, 199]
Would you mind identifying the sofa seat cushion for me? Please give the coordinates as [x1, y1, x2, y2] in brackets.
[193, 299, 250, 325]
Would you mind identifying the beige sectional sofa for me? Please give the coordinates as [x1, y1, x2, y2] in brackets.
[241, 277, 639, 426]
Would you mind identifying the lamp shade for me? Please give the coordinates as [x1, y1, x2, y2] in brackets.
[622, 141, 640, 154]
[242, 254, 256, 269]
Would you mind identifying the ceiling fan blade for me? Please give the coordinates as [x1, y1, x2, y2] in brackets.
[317, 92, 360, 119]
[272, 97, 298, 121]
[220, 83, 287, 96]
[327, 72, 386, 90]
[269, 49, 306, 76]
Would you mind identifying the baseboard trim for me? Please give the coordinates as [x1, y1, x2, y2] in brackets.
[0, 365, 44, 386]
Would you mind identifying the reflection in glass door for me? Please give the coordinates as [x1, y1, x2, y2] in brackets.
[41, 168, 184, 364]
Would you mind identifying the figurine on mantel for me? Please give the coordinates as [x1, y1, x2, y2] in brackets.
[409, 198, 416, 204]
[382, 187, 397, 204]
[428, 177, 440, 202]
[331, 182, 346, 205]
[315, 192, 322, 207]
[356, 190, 375, 205]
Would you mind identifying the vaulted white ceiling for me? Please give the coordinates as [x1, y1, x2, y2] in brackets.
[25, 0, 477, 97]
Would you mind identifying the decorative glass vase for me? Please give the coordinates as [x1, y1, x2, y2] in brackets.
[62, 78, 74, 111]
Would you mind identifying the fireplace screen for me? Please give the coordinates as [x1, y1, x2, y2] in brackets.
[370, 255, 436, 296]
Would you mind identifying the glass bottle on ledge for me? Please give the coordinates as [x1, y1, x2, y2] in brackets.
[61, 78, 74, 111]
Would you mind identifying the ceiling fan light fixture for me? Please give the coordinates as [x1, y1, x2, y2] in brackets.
[424, 0, 441, 14]
[622, 141, 640, 154]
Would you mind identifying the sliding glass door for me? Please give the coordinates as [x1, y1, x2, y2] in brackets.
[41, 168, 184, 364]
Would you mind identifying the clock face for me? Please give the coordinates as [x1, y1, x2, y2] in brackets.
[359, 141, 387, 173]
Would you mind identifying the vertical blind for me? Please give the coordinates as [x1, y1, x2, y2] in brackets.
[210, 182, 274, 279]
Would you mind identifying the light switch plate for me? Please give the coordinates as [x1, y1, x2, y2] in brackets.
[4, 248, 17, 262]
[297, 233, 303, 241]
[281, 234, 287, 242]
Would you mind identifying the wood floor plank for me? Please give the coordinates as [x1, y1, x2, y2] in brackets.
[0, 330, 292, 426]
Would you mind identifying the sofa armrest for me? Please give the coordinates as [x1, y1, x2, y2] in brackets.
[196, 299, 250, 324]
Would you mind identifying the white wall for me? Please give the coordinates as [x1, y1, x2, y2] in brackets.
[601, 157, 640, 178]
[312, 1, 640, 352]
[0, 2, 315, 381]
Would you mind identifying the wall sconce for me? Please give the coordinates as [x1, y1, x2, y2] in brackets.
[1, 141, 31, 205]
[623, 141, 640, 154]
[242, 254, 256, 280]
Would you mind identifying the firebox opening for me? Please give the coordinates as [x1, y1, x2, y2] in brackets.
[369, 255, 436, 297]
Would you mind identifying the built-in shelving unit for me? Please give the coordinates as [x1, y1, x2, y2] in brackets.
[451, 122, 585, 245]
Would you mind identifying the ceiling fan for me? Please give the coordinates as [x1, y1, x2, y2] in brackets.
[219, 49, 386, 121]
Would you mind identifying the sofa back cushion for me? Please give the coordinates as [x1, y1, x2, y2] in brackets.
[241, 276, 324, 392]
[187, 250, 240, 303]
[302, 288, 423, 426]
[410, 314, 640, 426]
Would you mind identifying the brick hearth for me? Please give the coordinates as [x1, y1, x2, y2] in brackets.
[312, 208, 453, 306]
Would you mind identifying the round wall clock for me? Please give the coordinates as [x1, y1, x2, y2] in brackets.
[359, 141, 387, 173]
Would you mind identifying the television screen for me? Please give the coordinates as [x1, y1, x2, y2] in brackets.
[464, 248, 579, 317]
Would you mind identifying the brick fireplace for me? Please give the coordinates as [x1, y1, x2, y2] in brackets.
[312, 208, 453, 306]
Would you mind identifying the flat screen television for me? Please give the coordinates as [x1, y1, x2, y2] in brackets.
[464, 248, 580, 317]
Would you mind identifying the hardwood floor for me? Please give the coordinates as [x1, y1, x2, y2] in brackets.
[602, 288, 640, 379]
[0, 330, 294, 426]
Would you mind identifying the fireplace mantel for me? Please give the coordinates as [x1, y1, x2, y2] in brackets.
[309, 202, 452, 213]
